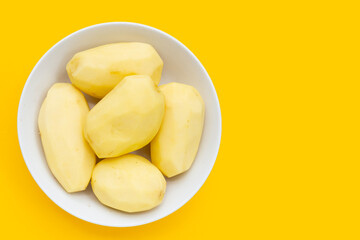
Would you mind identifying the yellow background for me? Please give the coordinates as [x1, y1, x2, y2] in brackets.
[1, 0, 360, 239]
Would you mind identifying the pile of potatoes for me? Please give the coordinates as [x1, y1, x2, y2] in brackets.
[38, 43, 205, 213]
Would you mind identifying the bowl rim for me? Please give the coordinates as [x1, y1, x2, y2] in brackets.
[17, 22, 222, 227]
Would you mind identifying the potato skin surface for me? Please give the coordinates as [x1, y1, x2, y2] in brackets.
[67, 42, 163, 98]
[84, 75, 165, 158]
[38, 83, 96, 193]
[91, 154, 166, 213]
[151, 82, 205, 177]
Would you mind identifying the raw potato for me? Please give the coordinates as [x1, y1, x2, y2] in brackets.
[66, 42, 163, 98]
[151, 83, 205, 177]
[38, 83, 96, 192]
[84, 75, 165, 158]
[91, 154, 166, 213]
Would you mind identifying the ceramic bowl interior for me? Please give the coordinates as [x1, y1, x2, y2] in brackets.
[17, 22, 221, 227]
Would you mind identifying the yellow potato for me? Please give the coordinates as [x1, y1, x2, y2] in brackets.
[91, 154, 166, 213]
[66, 42, 163, 98]
[84, 75, 165, 158]
[151, 83, 205, 177]
[38, 83, 96, 192]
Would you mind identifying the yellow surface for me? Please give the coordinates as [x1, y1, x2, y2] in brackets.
[2, 0, 359, 239]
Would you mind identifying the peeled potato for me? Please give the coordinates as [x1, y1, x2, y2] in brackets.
[84, 75, 165, 158]
[151, 83, 205, 177]
[91, 154, 166, 212]
[66, 42, 163, 98]
[38, 83, 96, 192]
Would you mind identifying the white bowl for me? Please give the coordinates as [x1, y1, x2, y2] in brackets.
[17, 22, 221, 227]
